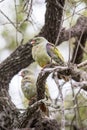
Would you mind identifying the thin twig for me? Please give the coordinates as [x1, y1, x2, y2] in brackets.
[0, 9, 24, 44]
[14, 0, 19, 46]
[77, 60, 87, 68]
[53, 72, 65, 130]
[72, 26, 86, 64]
[68, 3, 77, 66]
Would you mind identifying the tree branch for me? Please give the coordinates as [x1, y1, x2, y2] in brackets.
[36, 64, 87, 101]
[39, 0, 65, 43]
[0, 42, 34, 90]
[58, 16, 87, 45]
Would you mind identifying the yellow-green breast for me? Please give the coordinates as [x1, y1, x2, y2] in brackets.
[32, 42, 51, 67]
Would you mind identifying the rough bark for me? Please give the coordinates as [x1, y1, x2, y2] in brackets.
[36, 69, 50, 100]
[39, 0, 65, 43]
[0, 42, 34, 129]
[58, 16, 87, 45]
[0, 42, 33, 90]
[71, 17, 87, 64]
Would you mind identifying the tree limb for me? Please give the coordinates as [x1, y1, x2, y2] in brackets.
[36, 64, 87, 101]
[58, 16, 87, 45]
[39, 0, 65, 43]
[0, 42, 34, 90]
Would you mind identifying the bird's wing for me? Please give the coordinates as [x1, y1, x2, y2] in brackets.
[46, 43, 64, 65]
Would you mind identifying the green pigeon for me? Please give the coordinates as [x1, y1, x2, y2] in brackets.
[30, 37, 64, 67]
[21, 74, 36, 100]
[21, 68, 50, 102]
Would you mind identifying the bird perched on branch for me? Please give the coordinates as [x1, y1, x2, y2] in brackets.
[21, 74, 36, 101]
[30, 37, 64, 67]
[21, 66, 50, 105]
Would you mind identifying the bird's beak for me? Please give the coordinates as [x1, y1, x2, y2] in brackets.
[30, 40, 35, 44]
[19, 72, 23, 77]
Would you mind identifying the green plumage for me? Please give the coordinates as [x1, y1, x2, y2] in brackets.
[21, 75, 36, 100]
[31, 37, 64, 67]
[21, 67, 50, 101]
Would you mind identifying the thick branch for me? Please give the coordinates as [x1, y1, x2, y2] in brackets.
[0, 89, 20, 129]
[36, 64, 87, 101]
[0, 42, 34, 129]
[36, 70, 50, 100]
[39, 0, 65, 43]
[58, 16, 87, 45]
[17, 100, 60, 130]
[39, 16, 87, 45]
[0, 42, 34, 90]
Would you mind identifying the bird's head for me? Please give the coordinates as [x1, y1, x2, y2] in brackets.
[30, 37, 47, 46]
[22, 75, 36, 84]
[21, 69, 29, 78]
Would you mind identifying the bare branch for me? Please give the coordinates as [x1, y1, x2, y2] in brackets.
[36, 64, 87, 101]
[77, 60, 87, 68]
[73, 81, 87, 91]
[39, 0, 65, 43]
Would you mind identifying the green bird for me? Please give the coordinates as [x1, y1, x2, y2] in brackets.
[21, 69, 30, 78]
[21, 74, 36, 101]
[30, 37, 64, 67]
[21, 68, 50, 102]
